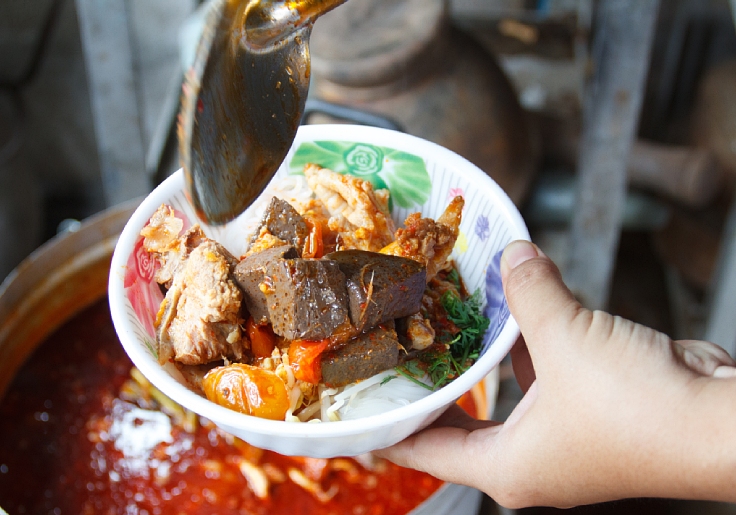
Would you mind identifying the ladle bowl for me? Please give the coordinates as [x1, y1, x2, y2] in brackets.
[179, 0, 347, 224]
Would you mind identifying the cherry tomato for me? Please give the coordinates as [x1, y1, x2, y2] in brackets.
[203, 364, 289, 420]
[288, 339, 329, 384]
[245, 316, 276, 358]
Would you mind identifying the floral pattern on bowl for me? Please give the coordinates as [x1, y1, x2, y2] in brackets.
[122, 208, 192, 344]
[289, 140, 432, 209]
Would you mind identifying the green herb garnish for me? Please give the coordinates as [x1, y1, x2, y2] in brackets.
[395, 365, 433, 390]
[380, 374, 397, 386]
[446, 268, 461, 289]
[442, 289, 490, 367]
[401, 289, 490, 390]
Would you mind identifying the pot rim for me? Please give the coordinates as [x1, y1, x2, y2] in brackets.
[0, 199, 139, 399]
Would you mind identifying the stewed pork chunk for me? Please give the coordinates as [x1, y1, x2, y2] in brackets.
[142, 205, 245, 365]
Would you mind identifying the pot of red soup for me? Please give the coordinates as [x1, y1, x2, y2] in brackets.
[0, 202, 498, 515]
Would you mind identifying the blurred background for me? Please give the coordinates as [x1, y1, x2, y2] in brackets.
[0, 0, 735, 512]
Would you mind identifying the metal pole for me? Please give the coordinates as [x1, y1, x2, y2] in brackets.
[75, 0, 151, 206]
[704, 203, 736, 356]
[703, 0, 736, 357]
[565, 0, 660, 310]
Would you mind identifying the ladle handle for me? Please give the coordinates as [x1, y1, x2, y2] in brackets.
[289, 0, 350, 21]
[242, 0, 348, 47]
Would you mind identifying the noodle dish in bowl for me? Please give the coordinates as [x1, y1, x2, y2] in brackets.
[109, 124, 528, 458]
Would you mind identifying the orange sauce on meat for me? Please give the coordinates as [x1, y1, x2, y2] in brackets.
[0, 299, 478, 515]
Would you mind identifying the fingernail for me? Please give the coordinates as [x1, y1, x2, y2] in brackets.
[502, 240, 539, 270]
[713, 366, 736, 378]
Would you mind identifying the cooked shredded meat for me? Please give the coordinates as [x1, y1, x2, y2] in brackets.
[381, 196, 464, 282]
[303, 164, 395, 252]
[403, 313, 435, 350]
[156, 240, 244, 365]
[141, 205, 207, 289]
[142, 205, 245, 365]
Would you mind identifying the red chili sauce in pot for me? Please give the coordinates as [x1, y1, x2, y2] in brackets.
[0, 298, 477, 515]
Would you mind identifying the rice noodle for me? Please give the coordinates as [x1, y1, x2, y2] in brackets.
[310, 371, 434, 422]
[295, 400, 321, 422]
[318, 385, 336, 422]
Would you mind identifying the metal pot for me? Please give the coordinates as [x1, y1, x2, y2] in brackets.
[0, 200, 138, 400]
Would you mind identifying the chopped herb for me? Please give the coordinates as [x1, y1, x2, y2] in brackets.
[400, 289, 490, 390]
[446, 268, 461, 288]
[423, 348, 455, 389]
[380, 374, 397, 386]
[400, 359, 426, 377]
[442, 289, 490, 367]
[395, 364, 433, 390]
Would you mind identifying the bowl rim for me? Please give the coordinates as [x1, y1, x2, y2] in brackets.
[109, 124, 527, 439]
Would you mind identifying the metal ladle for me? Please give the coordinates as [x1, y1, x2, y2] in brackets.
[179, 0, 347, 225]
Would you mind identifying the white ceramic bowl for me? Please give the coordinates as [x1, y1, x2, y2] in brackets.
[109, 124, 528, 458]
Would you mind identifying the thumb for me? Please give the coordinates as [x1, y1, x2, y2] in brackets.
[500, 240, 581, 363]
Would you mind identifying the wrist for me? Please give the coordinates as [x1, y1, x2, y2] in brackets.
[627, 374, 736, 503]
[674, 376, 736, 502]
[574, 372, 736, 505]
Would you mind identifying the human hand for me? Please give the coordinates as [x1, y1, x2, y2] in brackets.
[376, 240, 736, 508]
